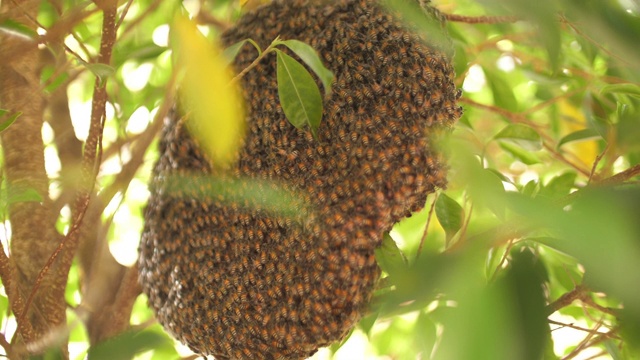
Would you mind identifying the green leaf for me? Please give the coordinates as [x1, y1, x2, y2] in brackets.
[538, 172, 576, 199]
[87, 328, 171, 360]
[276, 49, 323, 139]
[499, 141, 541, 165]
[605, 339, 624, 360]
[0, 294, 8, 326]
[375, 233, 408, 277]
[480, 0, 561, 72]
[7, 187, 43, 204]
[601, 83, 640, 99]
[435, 193, 464, 242]
[223, 39, 249, 63]
[379, 0, 450, 50]
[0, 110, 21, 132]
[484, 68, 519, 112]
[83, 63, 116, 81]
[557, 128, 601, 148]
[0, 19, 37, 38]
[487, 168, 515, 185]
[503, 248, 550, 360]
[521, 180, 539, 197]
[494, 124, 543, 151]
[164, 174, 306, 218]
[279, 39, 334, 95]
[41, 65, 70, 93]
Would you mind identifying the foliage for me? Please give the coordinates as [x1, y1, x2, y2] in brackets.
[0, 0, 638, 359]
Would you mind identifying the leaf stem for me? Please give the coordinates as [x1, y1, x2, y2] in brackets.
[229, 36, 281, 86]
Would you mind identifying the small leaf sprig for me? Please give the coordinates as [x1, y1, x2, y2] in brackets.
[227, 37, 334, 139]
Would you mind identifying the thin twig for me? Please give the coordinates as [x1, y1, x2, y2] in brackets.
[0, 333, 14, 359]
[451, 203, 473, 250]
[548, 319, 616, 337]
[229, 37, 281, 86]
[595, 164, 640, 186]
[117, 0, 162, 42]
[542, 142, 590, 177]
[559, 15, 632, 68]
[416, 193, 438, 259]
[489, 238, 516, 282]
[562, 321, 616, 360]
[521, 86, 587, 115]
[115, 0, 134, 30]
[547, 285, 586, 315]
[588, 144, 609, 185]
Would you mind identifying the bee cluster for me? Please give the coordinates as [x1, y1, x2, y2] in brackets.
[138, 0, 462, 359]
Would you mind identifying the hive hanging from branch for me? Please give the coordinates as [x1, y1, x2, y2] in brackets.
[138, 0, 462, 359]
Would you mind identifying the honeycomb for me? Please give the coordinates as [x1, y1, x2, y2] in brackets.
[138, 0, 462, 359]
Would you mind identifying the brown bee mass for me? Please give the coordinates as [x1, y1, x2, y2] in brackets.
[138, 0, 462, 359]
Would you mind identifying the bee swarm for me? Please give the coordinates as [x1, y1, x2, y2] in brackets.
[138, 0, 462, 359]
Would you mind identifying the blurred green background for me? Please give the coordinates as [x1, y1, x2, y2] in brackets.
[1, 0, 640, 359]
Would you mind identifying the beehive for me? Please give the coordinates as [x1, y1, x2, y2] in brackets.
[138, 0, 462, 359]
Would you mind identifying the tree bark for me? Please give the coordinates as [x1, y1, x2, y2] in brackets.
[0, 0, 68, 355]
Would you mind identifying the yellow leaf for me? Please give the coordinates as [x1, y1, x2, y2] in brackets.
[558, 99, 598, 167]
[172, 15, 245, 169]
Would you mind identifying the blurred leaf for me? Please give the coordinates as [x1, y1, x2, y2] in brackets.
[276, 49, 323, 139]
[222, 39, 254, 63]
[164, 174, 307, 218]
[223, 40, 247, 61]
[87, 328, 171, 360]
[616, 102, 640, 153]
[358, 311, 379, 335]
[538, 172, 576, 199]
[484, 68, 519, 112]
[0, 109, 21, 132]
[450, 141, 507, 218]
[41, 65, 70, 93]
[601, 83, 640, 99]
[435, 193, 464, 243]
[37, 1, 58, 28]
[7, 187, 43, 204]
[604, 339, 623, 360]
[415, 312, 438, 356]
[0, 19, 37, 38]
[375, 233, 408, 277]
[279, 39, 334, 95]
[452, 39, 469, 78]
[504, 248, 550, 360]
[435, 281, 520, 359]
[83, 62, 116, 81]
[506, 188, 640, 317]
[495, 124, 543, 151]
[380, 0, 451, 50]
[479, 0, 561, 71]
[485, 243, 509, 280]
[499, 141, 541, 165]
[619, 307, 640, 355]
[113, 43, 167, 66]
[564, 0, 640, 76]
[172, 14, 245, 169]
[0, 295, 7, 325]
[522, 180, 539, 197]
[557, 128, 601, 148]
[487, 168, 514, 185]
